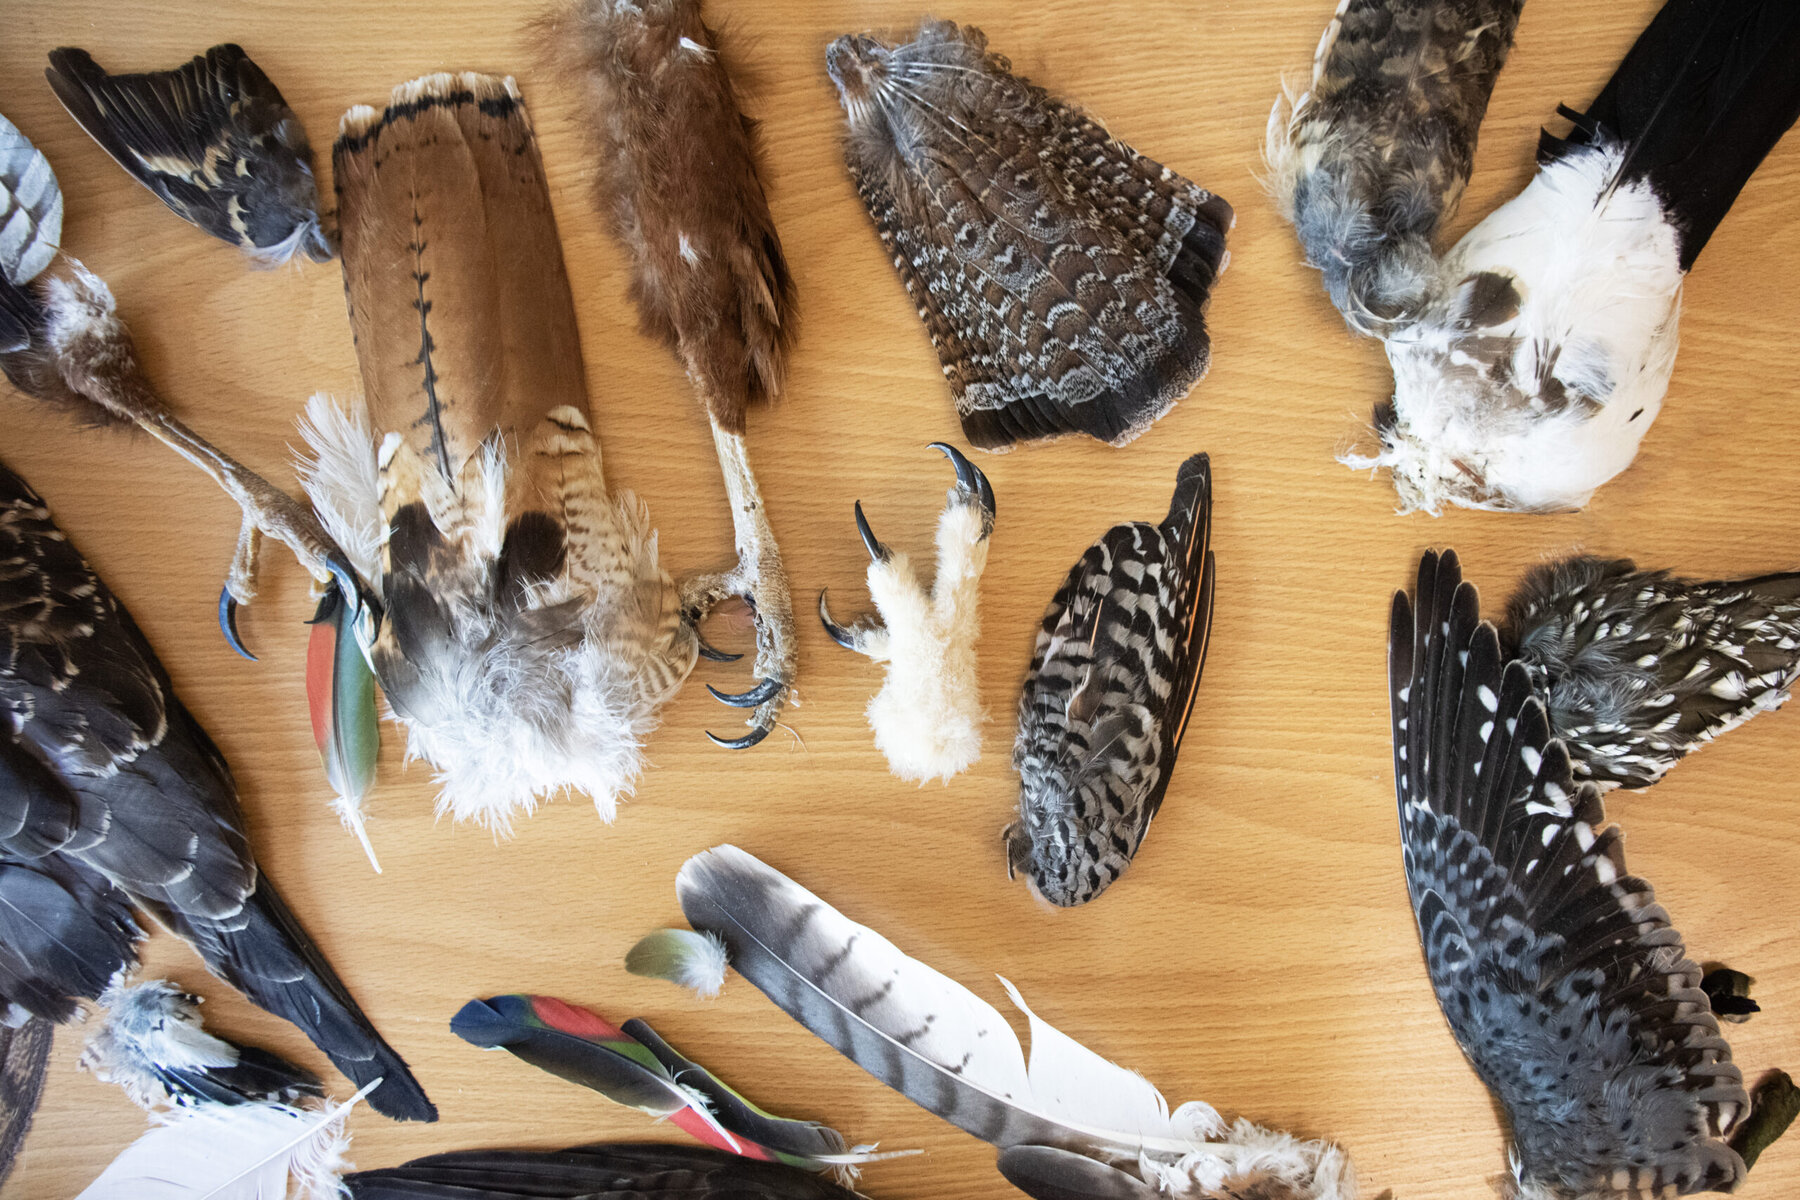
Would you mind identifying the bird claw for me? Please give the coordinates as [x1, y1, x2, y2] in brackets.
[818, 587, 883, 654]
[696, 634, 743, 663]
[854, 500, 890, 563]
[705, 723, 773, 750]
[929, 441, 996, 536]
[217, 586, 258, 661]
[686, 564, 795, 751]
[705, 677, 782, 709]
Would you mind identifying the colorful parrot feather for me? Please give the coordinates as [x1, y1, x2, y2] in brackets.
[305, 584, 380, 872]
[449, 995, 908, 1180]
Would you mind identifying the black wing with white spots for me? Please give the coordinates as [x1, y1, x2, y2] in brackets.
[46, 43, 330, 263]
[1391, 550, 1746, 1199]
[1504, 555, 1800, 790]
[1008, 454, 1213, 907]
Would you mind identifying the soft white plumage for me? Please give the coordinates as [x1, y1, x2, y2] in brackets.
[1353, 144, 1683, 513]
[81, 980, 239, 1112]
[77, 1081, 367, 1200]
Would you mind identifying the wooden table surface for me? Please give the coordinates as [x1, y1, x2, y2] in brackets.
[4, 1, 1798, 1197]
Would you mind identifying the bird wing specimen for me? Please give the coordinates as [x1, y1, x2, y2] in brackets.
[1266, 0, 1524, 331]
[0, 109, 382, 864]
[0, 1017, 50, 1187]
[1272, 0, 1800, 513]
[820, 443, 995, 783]
[319, 73, 695, 828]
[1502, 556, 1800, 791]
[827, 20, 1233, 452]
[345, 1143, 870, 1200]
[451, 993, 906, 1179]
[0, 461, 434, 1121]
[1008, 454, 1214, 907]
[81, 978, 323, 1112]
[665, 845, 1357, 1200]
[543, 0, 798, 748]
[46, 44, 331, 264]
[1389, 550, 1747, 1198]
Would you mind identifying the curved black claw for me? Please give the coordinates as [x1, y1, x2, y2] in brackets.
[696, 634, 744, 664]
[854, 500, 890, 563]
[706, 723, 773, 750]
[930, 440, 996, 520]
[818, 588, 860, 650]
[218, 587, 258, 662]
[706, 677, 782, 709]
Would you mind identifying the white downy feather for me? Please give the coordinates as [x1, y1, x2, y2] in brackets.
[77, 1080, 370, 1200]
[0, 112, 63, 288]
[294, 394, 385, 595]
[859, 494, 988, 783]
[1363, 142, 1684, 513]
[677, 845, 1357, 1198]
[81, 980, 239, 1112]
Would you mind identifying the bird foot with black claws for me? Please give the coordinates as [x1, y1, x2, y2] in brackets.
[682, 555, 796, 750]
[820, 442, 995, 782]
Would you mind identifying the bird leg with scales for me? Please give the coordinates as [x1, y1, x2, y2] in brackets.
[680, 422, 795, 749]
[43, 264, 372, 659]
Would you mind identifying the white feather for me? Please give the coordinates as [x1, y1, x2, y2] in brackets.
[1367, 142, 1684, 513]
[81, 981, 238, 1112]
[0, 112, 63, 287]
[295, 394, 385, 594]
[77, 1080, 369, 1200]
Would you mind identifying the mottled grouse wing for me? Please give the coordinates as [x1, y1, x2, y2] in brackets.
[833, 21, 1230, 451]
[1503, 556, 1800, 790]
[1390, 550, 1746, 1198]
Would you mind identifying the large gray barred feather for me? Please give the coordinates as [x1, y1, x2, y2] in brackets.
[1504, 557, 1800, 792]
[1009, 455, 1214, 908]
[827, 22, 1232, 451]
[1391, 551, 1746, 1199]
[1268, 0, 1524, 331]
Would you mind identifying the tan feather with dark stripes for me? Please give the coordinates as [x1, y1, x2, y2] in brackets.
[314, 73, 695, 830]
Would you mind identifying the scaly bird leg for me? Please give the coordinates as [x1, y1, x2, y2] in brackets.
[43, 262, 374, 658]
[681, 421, 796, 750]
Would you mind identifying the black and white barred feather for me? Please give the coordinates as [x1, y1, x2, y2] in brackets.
[1008, 455, 1213, 908]
[1504, 556, 1800, 792]
[827, 22, 1232, 451]
[1391, 550, 1746, 1199]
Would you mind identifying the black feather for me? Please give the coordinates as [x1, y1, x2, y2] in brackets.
[345, 1143, 867, 1199]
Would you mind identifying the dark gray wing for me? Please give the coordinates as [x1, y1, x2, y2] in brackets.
[345, 1143, 867, 1199]
[1391, 550, 1746, 1197]
[1505, 555, 1800, 789]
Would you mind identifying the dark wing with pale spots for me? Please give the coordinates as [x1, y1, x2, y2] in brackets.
[46, 44, 329, 261]
[1504, 555, 1800, 790]
[1390, 550, 1747, 1198]
[345, 1142, 867, 1199]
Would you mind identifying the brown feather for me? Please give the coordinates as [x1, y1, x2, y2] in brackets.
[543, 0, 793, 433]
[329, 72, 694, 827]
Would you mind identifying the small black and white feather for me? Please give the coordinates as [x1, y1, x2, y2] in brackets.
[1503, 556, 1800, 792]
[1390, 550, 1747, 1199]
[47, 43, 331, 264]
[1007, 454, 1214, 907]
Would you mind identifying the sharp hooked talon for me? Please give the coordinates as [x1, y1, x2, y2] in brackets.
[706, 677, 782, 708]
[218, 586, 257, 661]
[696, 635, 744, 663]
[818, 588, 861, 650]
[706, 723, 773, 750]
[854, 500, 890, 563]
[930, 439, 996, 524]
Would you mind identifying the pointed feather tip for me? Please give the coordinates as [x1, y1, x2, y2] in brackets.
[626, 928, 729, 999]
[448, 996, 533, 1049]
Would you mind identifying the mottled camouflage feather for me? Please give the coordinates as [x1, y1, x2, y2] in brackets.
[1391, 551, 1746, 1199]
[829, 22, 1231, 450]
[1009, 455, 1213, 907]
[1503, 556, 1800, 791]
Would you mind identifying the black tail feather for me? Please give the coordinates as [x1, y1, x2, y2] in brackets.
[160, 874, 436, 1122]
[1542, 0, 1800, 268]
[345, 1143, 863, 1198]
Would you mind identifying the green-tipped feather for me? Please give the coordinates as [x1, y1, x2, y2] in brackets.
[626, 929, 730, 997]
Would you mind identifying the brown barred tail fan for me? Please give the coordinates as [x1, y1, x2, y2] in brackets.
[311, 73, 696, 832]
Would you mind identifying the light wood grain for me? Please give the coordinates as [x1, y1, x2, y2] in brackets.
[3, 2, 1798, 1197]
